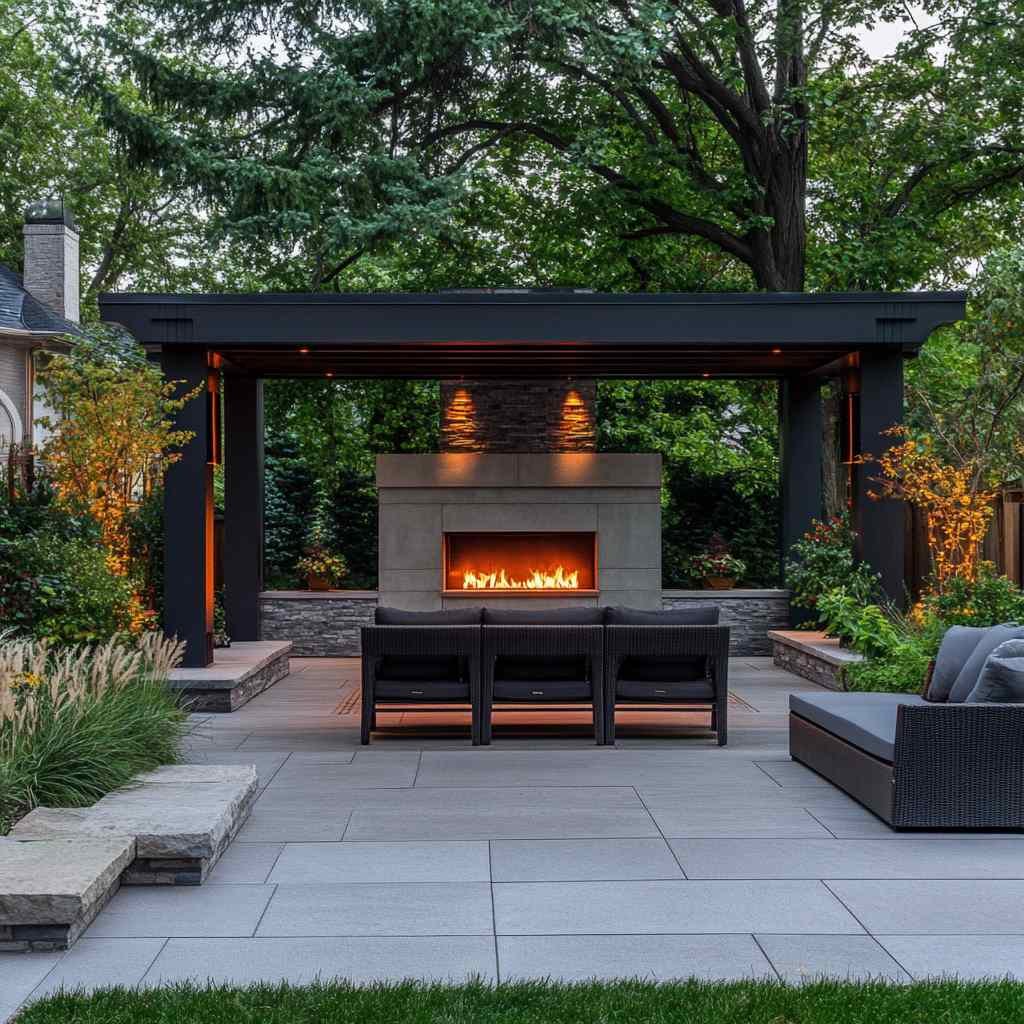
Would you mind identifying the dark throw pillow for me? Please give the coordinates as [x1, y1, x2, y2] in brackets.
[948, 624, 1024, 703]
[375, 606, 482, 625]
[606, 605, 720, 626]
[966, 638, 1024, 703]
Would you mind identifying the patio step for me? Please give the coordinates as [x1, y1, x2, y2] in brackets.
[0, 836, 135, 952]
[12, 764, 258, 886]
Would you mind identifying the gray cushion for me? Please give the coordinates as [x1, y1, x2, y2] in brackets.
[483, 607, 605, 625]
[374, 680, 468, 701]
[948, 624, 1024, 703]
[927, 625, 986, 702]
[617, 679, 715, 702]
[966, 639, 1024, 703]
[789, 692, 929, 763]
[493, 679, 593, 701]
[606, 606, 720, 625]
[375, 606, 481, 625]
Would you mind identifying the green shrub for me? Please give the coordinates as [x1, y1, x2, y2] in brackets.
[0, 484, 138, 642]
[0, 633, 187, 833]
[922, 562, 1024, 626]
[785, 515, 879, 617]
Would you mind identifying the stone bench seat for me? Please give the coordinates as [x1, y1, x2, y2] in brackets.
[2, 764, 258, 952]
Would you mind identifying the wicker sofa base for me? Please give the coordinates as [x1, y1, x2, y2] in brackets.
[790, 713, 897, 824]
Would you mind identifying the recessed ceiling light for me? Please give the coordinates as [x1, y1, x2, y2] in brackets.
[298, 346, 310, 354]
[771, 346, 782, 355]
[701, 372, 712, 378]
[325, 371, 334, 378]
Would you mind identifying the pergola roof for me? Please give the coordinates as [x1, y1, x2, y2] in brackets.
[99, 289, 966, 379]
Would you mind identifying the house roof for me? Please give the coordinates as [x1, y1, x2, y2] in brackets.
[0, 265, 82, 337]
[99, 289, 966, 379]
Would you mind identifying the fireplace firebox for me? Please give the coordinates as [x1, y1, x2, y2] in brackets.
[443, 531, 598, 596]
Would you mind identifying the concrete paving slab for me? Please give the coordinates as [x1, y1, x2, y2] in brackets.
[266, 760, 419, 790]
[0, 952, 62, 1022]
[755, 934, 910, 983]
[25, 938, 167, 1001]
[268, 842, 490, 884]
[207, 844, 285, 884]
[144, 936, 497, 985]
[492, 880, 864, 935]
[498, 934, 773, 982]
[646, 804, 833, 839]
[491, 839, 684, 881]
[672, 839, 1024, 879]
[256, 883, 494, 936]
[87, 885, 274, 938]
[826, 880, 1024, 934]
[344, 805, 661, 841]
[876, 935, 1024, 980]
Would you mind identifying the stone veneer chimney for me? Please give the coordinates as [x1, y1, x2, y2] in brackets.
[23, 198, 80, 324]
[440, 380, 597, 453]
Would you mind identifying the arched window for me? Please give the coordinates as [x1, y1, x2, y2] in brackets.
[0, 388, 23, 450]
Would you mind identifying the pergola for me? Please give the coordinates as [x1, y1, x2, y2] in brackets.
[100, 289, 966, 667]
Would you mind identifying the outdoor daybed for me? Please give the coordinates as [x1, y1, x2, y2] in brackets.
[790, 624, 1024, 830]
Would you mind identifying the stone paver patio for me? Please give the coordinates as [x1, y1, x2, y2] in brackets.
[4, 656, 1024, 1018]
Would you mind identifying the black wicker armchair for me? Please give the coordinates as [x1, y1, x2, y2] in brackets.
[603, 608, 731, 745]
[360, 608, 483, 745]
[480, 608, 606, 744]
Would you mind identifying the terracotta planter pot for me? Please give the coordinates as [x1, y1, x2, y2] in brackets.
[704, 576, 736, 590]
[307, 573, 331, 592]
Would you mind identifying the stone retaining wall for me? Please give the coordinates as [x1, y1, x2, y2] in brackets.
[261, 589, 790, 657]
[769, 630, 861, 690]
[662, 590, 791, 657]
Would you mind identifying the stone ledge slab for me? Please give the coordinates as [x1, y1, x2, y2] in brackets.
[168, 640, 292, 712]
[769, 630, 862, 691]
[12, 766, 258, 885]
[0, 837, 134, 952]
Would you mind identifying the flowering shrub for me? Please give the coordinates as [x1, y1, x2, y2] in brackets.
[690, 534, 746, 580]
[0, 632, 186, 833]
[296, 548, 348, 583]
[870, 430, 996, 587]
[785, 515, 879, 615]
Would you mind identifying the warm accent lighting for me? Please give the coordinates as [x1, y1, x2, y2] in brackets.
[771, 347, 782, 355]
[298, 347, 310, 353]
[325, 371, 334, 378]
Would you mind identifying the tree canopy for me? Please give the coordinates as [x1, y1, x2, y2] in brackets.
[77, 0, 1024, 291]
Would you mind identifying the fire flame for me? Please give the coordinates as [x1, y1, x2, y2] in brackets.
[462, 566, 580, 590]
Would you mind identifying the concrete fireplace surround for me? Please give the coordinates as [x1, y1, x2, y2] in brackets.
[375, 452, 662, 611]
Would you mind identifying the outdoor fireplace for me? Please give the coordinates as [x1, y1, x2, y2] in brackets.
[443, 531, 598, 596]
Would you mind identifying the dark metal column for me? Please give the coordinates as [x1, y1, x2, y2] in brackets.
[780, 376, 823, 623]
[223, 375, 264, 640]
[853, 347, 906, 606]
[161, 347, 215, 666]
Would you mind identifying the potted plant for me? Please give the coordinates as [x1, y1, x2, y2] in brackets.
[296, 503, 347, 591]
[691, 534, 746, 590]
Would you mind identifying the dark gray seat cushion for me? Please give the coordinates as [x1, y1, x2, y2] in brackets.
[375, 606, 482, 625]
[374, 680, 469, 702]
[789, 692, 929, 763]
[967, 638, 1024, 703]
[606, 606, 720, 625]
[493, 678, 593, 701]
[948, 624, 1024, 703]
[483, 607, 605, 625]
[927, 625, 986, 701]
[617, 679, 715, 702]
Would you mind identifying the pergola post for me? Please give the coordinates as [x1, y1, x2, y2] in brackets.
[780, 376, 823, 621]
[851, 347, 906, 606]
[223, 375, 264, 640]
[161, 346, 216, 667]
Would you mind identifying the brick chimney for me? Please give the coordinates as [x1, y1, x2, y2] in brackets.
[22, 198, 80, 323]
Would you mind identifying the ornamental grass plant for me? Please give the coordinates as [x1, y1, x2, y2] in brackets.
[0, 632, 187, 833]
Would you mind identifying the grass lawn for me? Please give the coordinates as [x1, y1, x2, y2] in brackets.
[16, 978, 1024, 1023]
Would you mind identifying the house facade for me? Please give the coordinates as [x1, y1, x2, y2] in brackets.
[0, 199, 82, 450]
